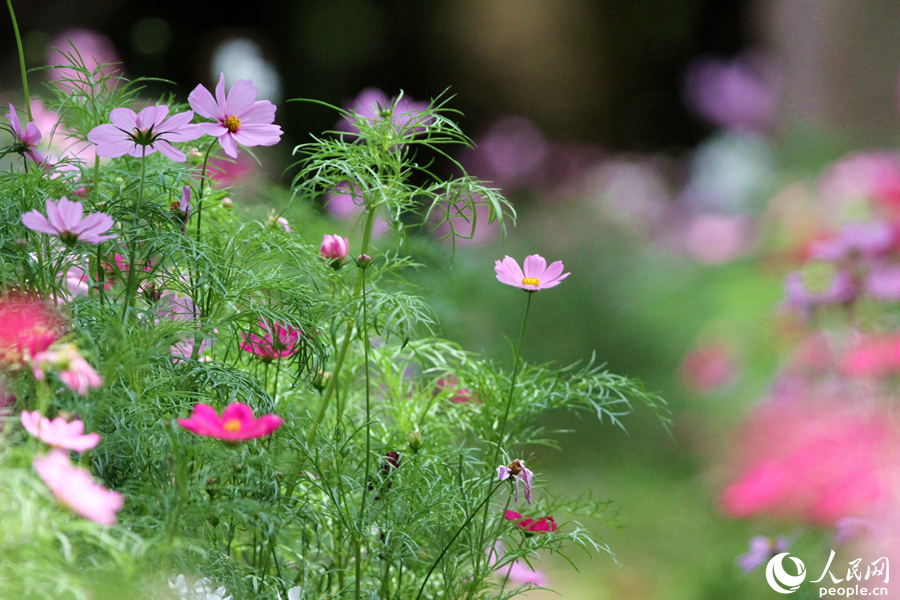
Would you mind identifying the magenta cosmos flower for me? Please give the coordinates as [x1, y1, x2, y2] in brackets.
[21, 410, 100, 452]
[320, 234, 349, 261]
[88, 105, 200, 161]
[178, 402, 283, 442]
[497, 459, 534, 504]
[504, 510, 558, 534]
[240, 319, 300, 361]
[5, 104, 45, 164]
[188, 73, 283, 159]
[33, 449, 124, 526]
[495, 255, 569, 292]
[22, 197, 116, 246]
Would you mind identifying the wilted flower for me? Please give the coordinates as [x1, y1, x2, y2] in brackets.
[5, 104, 45, 164]
[495, 255, 569, 292]
[88, 105, 201, 161]
[20, 410, 100, 452]
[168, 574, 232, 600]
[170, 186, 192, 224]
[188, 73, 283, 158]
[22, 197, 117, 245]
[497, 459, 534, 504]
[240, 319, 300, 361]
[320, 235, 349, 264]
[32, 343, 103, 396]
[178, 402, 283, 442]
[504, 510, 557, 534]
[33, 449, 123, 526]
[736, 536, 789, 572]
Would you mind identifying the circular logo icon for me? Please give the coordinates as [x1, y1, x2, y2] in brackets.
[765, 552, 807, 594]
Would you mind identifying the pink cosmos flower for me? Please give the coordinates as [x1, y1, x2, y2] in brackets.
[47, 28, 121, 93]
[5, 104, 45, 164]
[338, 87, 430, 135]
[22, 197, 117, 245]
[32, 344, 103, 396]
[88, 105, 200, 161]
[0, 298, 60, 367]
[178, 402, 283, 442]
[497, 459, 534, 504]
[240, 319, 300, 361]
[504, 510, 558, 534]
[679, 342, 738, 393]
[188, 73, 283, 159]
[320, 235, 349, 262]
[494, 255, 569, 292]
[33, 449, 123, 526]
[20, 410, 100, 452]
[435, 376, 481, 403]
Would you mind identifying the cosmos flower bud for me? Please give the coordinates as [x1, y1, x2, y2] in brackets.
[408, 429, 423, 453]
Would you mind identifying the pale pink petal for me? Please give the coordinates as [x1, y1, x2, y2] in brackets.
[55, 198, 85, 231]
[22, 211, 56, 234]
[214, 74, 228, 117]
[153, 140, 186, 162]
[6, 104, 23, 137]
[108, 107, 137, 130]
[188, 83, 220, 120]
[224, 79, 259, 117]
[236, 100, 276, 124]
[522, 255, 547, 279]
[541, 260, 565, 284]
[218, 134, 238, 158]
[233, 124, 282, 147]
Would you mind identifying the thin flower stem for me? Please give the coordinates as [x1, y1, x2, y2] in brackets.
[6, 0, 31, 120]
[414, 481, 505, 600]
[122, 149, 147, 322]
[307, 204, 378, 446]
[354, 263, 371, 600]
[195, 138, 217, 246]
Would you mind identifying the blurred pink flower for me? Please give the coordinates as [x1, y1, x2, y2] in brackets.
[5, 104, 45, 164]
[736, 536, 789, 572]
[497, 459, 534, 504]
[33, 449, 123, 526]
[679, 342, 738, 393]
[188, 73, 283, 158]
[720, 400, 898, 525]
[320, 235, 349, 262]
[32, 344, 102, 396]
[682, 52, 779, 132]
[842, 333, 900, 378]
[22, 197, 117, 246]
[435, 376, 480, 403]
[88, 105, 201, 161]
[495, 255, 569, 292]
[783, 268, 856, 314]
[46, 28, 121, 93]
[810, 221, 894, 263]
[240, 319, 300, 361]
[0, 298, 61, 367]
[461, 116, 549, 192]
[20, 410, 100, 452]
[325, 182, 365, 218]
[684, 213, 755, 264]
[178, 402, 283, 441]
[338, 87, 429, 135]
[504, 510, 557, 534]
[486, 541, 548, 588]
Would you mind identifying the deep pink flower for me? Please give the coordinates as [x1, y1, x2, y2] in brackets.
[178, 402, 283, 441]
[497, 459, 534, 504]
[0, 298, 60, 367]
[88, 105, 201, 161]
[736, 536, 789, 572]
[320, 235, 349, 262]
[32, 344, 103, 396]
[33, 449, 123, 526]
[495, 255, 569, 292]
[504, 510, 557, 534]
[240, 319, 300, 361]
[843, 334, 900, 378]
[188, 73, 283, 159]
[435, 376, 480, 403]
[5, 104, 45, 164]
[20, 410, 100, 452]
[22, 197, 117, 245]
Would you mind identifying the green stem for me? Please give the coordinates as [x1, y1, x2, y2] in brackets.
[6, 0, 31, 120]
[415, 481, 505, 600]
[354, 264, 372, 600]
[307, 204, 378, 446]
[121, 149, 147, 323]
[195, 138, 217, 246]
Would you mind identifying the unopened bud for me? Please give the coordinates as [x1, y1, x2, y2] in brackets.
[222, 197, 233, 210]
[408, 430, 423, 453]
[356, 254, 372, 269]
[313, 369, 332, 392]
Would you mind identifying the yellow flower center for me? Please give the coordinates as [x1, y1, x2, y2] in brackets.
[223, 419, 242, 432]
[521, 277, 540, 286]
[224, 115, 241, 133]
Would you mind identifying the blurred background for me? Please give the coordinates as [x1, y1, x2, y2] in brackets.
[5, 1, 900, 598]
